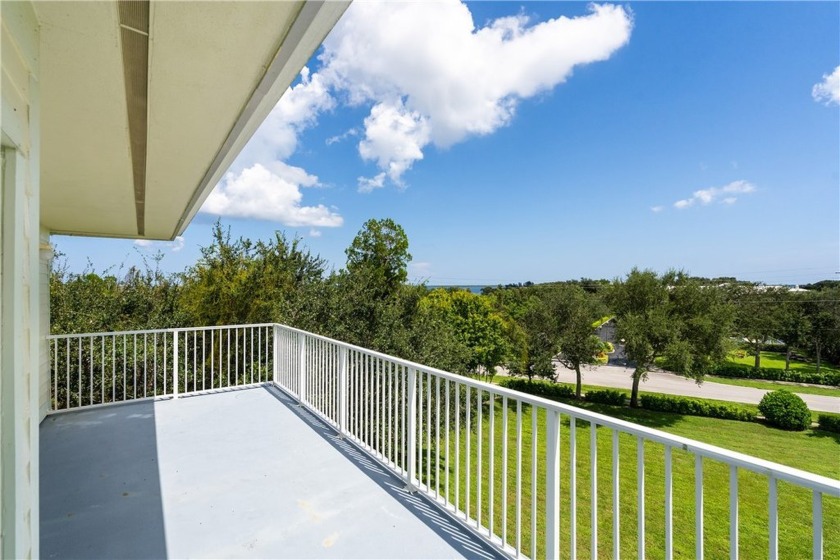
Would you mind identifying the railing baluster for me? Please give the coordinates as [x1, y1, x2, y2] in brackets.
[488, 391, 494, 537]
[768, 476, 778, 560]
[516, 399, 522, 556]
[502, 395, 508, 549]
[446, 379, 451, 504]
[570, 416, 577, 560]
[696, 455, 704, 560]
[477, 389, 483, 530]
[100, 336, 105, 404]
[406, 367, 417, 489]
[435, 375, 441, 498]
[665, 445, 673, 560]
[466, 385, 471, 518]
[638, 437, 645, 560]
[813, 491, 823, 560]
[173, 330, 179, 399]
[339, 346, 347, 436]
[531, 405, 538, 560]
[613, 429, 619, 560]
[426, 371, 431, 486]
[144, 333, 148, 398]
[591, 421, 598, 558]
[456, 383, 461, 513]
[546, 409, 561, 560]
[730, 465, 739, 560]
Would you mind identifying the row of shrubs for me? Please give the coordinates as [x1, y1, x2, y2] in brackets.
[711, 363, 840, 387]
[500, 378, 840, 433]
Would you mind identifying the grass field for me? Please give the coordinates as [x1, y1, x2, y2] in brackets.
[414, 391, 839, 559]
[728, 350, 840, 376]
[707, 375, 840, 397]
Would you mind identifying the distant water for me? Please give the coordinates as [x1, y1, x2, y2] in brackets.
[427, 285, 487, 294]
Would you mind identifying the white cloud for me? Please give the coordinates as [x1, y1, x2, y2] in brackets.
[134, 236, 185, 252]
[202, 1, 633, 214]
[357, 172, 387, 194]
[326, 128, 359, 145]
[321, 1, 633, 186]
[650, 205, 664, 213]
[202, 163, 343, 227]
[308, 228, 322, 238]
[357, 100, 430, 188]
[673, 180, 756, 209]
[812, 65, 840, 105]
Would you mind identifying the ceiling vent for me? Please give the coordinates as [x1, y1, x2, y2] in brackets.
[118, 0, 150, 236]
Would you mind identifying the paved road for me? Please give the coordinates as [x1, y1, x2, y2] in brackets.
[552, 363, 840, 413]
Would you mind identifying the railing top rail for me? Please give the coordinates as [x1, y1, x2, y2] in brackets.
[274, 322, 840, 496]
[47, 323, 276, 340]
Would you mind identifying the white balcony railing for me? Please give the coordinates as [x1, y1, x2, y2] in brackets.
[48, 323, 839, 560]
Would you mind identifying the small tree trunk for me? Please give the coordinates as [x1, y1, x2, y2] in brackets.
[754, 342, 761, 369]
[785, 347, 791, 371]
[816, 340, 822, 373]
[630, 369, 642, 408]
[575, 364, 582, 399]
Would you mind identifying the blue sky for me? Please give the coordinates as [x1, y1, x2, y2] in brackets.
[56, 1, 840, 286]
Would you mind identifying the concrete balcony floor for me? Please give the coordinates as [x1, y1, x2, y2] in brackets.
[40, 386, 503, 559]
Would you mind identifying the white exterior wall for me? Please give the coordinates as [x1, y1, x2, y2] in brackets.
[1, 2, 41, 558]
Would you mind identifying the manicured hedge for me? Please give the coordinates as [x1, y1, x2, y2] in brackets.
[817, 414, 840, 434]
[500, 378, 577, 400]
[758, 390, 812, 431]
[712, 363, 840, 387]
[585, 389, 627, 406]
[640, 394, 755, 422]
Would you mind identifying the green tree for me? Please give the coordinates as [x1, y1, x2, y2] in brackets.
[777, 293, 812, 370]
[733, 285, 785, 369]
[804, 287, 840, 372]
[506, 296, 557, 382]
[420, 289, 509, 381]
[345, 218, 411, 297]
[553, 285, 607, 398]
[609, 269, 733, 407]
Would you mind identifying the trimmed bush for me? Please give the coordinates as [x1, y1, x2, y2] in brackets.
[585, 389, 626, 406]
[640, 394, 754, 422]
[818, 414, 840, 434]
[758, 390, 812, 431]
[499, 378, 576, 400]
[711, 364, 840, 387]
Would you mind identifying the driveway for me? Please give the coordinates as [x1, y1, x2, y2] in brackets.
[552, 363, 840, 413]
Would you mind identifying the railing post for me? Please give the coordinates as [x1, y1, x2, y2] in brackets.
[405, 367, 417, 491]
[546, 409, 561, 560]
[272, 325, 280, 385]
[298, 332, 307, 406]
[339, 346, 348, 437]
[172, 329, 179, 400]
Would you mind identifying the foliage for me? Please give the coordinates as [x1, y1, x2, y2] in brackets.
[711, 363, 840, 386]
[731, 284, 786, 369]
[420, 289, 509, 381]
[178, 222, 327, 328]
[817, 413, 840, 434]
[345, 218, 411, 297]
[504, 296, 557, 381]
[639, 394, 754, 422]
[758, 390, 812, 431]
[553, 285, 607, 398]
[50, 251, 184, 334]
[584, 389, 627, 406]
[499, 378, 576, 400]
[608, 269, 734, 407]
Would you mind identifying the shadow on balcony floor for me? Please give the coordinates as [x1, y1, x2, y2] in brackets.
[40, 385, 505, 559]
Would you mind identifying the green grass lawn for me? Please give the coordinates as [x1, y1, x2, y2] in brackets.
[728, 351, 840, 376]
[414, 391, 839, 560]
[707, 375, 840, 397]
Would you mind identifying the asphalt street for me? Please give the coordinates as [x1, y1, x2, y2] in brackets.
[552, 363, 839, 413]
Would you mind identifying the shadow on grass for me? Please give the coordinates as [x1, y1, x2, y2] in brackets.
[807, 428, 840, 444]
[500, 389, 685, 430]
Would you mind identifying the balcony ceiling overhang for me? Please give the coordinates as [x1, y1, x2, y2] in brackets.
[36, 0, 348, 240]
